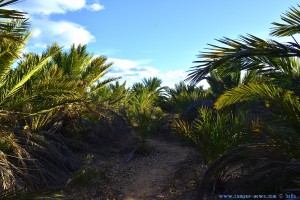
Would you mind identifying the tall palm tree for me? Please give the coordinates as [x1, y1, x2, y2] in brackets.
[50, 44, 119, 98]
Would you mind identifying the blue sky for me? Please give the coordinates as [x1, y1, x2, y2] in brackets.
[11, 0, 299, 87]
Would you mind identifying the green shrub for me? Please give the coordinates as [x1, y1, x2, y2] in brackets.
[172, 107, 251, 163]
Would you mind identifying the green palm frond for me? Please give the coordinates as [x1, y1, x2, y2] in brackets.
[132, 77, 167, 101]
[0, 33, 29, 88]
[167, 81, 199, 96]
[50, 44, 118, 97]
[89, 76, 120, 96]
[23, 81, 82, 107]
[91, 81, 128, 106]
[0, 0, 26, 19]
[142, 77, 167, 95]
[205, 70, 242, 97]
[171, 118, 193, 137]
[215, 83, 300, 157]
[131, 82, 144, 94]
[215, 83, 300, 111]
[71, 45, 92, 76]
[258, 57, 300, 95]
[0, 46, 60, 105]
[186, 35, 300, 85]
[172, 107, 250, 163]
[51, 44, 91, 79]
[0, 0, 29, 41]
[142, 77, 162, 89]
[215, 83, 300, 116]
[271, 5, 300, 37]
[0, 19, 29, 41]
[242, 69, 262, 85]
[165, 81, 208, 115]
[83, 56, 114, 86]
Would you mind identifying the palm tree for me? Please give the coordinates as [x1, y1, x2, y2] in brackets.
[165, 81, 208, 117]
[186, 6, 300, 159]
[172, 106, 250, 163]
[141, 77, 166, 97]
[0, 40, 66, 117]
[187, 5, 300, 197]
[131, 77, 167, 103]
[90, 81, 129, 108]
[13, 43, 121, 132]
[50, 44, 119, 96]
[124, 77, 166, 149]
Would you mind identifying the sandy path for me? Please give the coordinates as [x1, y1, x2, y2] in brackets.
[120, 137, 198, 199]
[62, 134, 203, 199]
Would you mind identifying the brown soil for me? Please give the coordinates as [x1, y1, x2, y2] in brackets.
[60, 133, 206, 200]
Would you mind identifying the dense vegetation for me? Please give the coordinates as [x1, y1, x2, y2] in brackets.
[0, 0, 299, 199]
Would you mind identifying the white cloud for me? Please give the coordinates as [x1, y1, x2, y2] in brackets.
[12, 0, 85, 15]
[30, 19, 95, 47]
[105, 58, 189, 88]
[12, 0, 104, 15]
[158, 69, 188, 88]
[87, 3, 105, 11]
[31, 28, 42, 38]
[8, 0, 103, 50]
[47, 21, 95, 46]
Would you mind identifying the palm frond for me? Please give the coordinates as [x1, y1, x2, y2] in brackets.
[186, 35, 300, 85]
[0, 19, 29, 41]
[197, 144, 300, 198]
[0, 0, 29, 41]
[172, 107, 250, 163]
[216, 83, 275, 109]
[83, 56, 113, 86]
[89, 76, 120, 96]
[7, 80, 83, 113]
[0, 47, 60, 105]
[271, 5, 300, 37]
[171, 118, 193, 137]
[0, 33, 29, 88]
[259, 57, 300, 95]
[0, 0, 26, 19]
[91, 81, 128, 107]
[215, 83, 300, 119]
[215, 83, 300, 158]
[215, 83, 300, 121]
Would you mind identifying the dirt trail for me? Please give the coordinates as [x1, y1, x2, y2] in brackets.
[122, 137, 197, 199]
[62, 134, 205, 199]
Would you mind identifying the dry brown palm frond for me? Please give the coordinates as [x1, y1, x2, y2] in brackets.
[0, 104, 131, 197]
[0, 128, 79, 195]
[196, 143, 300, 199]
[0, 129, 37, 192]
